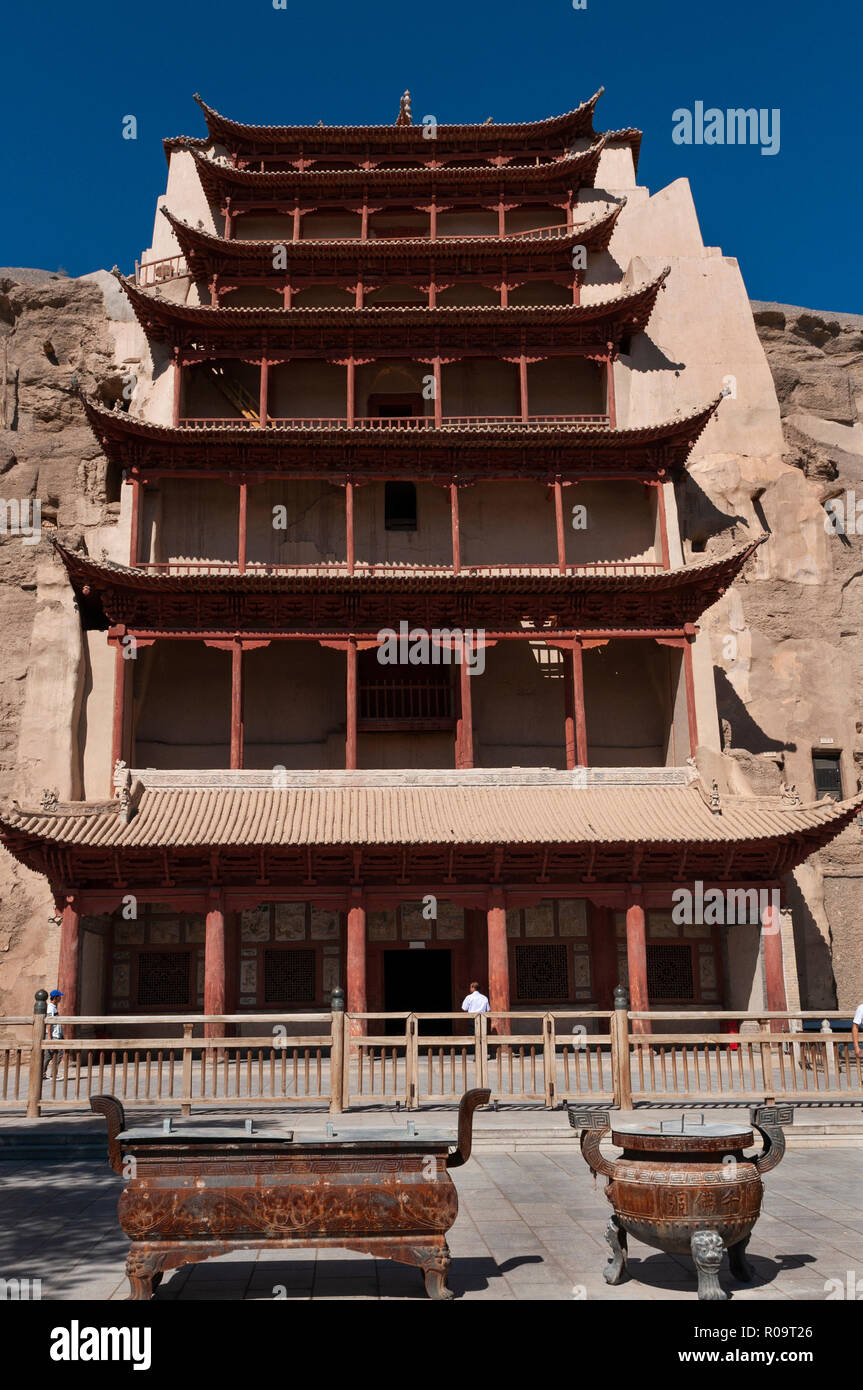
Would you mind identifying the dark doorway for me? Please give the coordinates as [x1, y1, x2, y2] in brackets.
[383, 949, 452, 1034]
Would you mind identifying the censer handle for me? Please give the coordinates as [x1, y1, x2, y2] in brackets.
[568, 1107, 616, 1178]
[749, 1104, 793, 1174]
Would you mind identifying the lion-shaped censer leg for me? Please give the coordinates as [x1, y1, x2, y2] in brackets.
[728, 1234, 754, 1283]
[691, 1229, 727, 1300]
[603, 1214, 628, 1285]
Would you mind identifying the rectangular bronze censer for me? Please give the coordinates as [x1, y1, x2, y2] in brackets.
[91, 1088, 489, 1300]
[569, 1105, 793, 1300]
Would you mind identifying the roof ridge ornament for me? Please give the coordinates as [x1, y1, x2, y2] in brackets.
[396, 90, 412, 126]
[781, 781, 801, 807]
[40, 789, 59, 812]
[709, 780, 722, 816]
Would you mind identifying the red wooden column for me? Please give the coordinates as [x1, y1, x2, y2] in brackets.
[292, 199, 302, 241]
[519, 355, 529, 422]
[562, 653, 576, 770]
[433, 356, 442, 426]
[172, 349, 182, 427]
[346, 358, 355, 427]
[347, 894, 367, 1015]
[111, 639, 127, 773]
[204, 890, 226, 1040]
[456, 638, 474, 769]
[129, 477, 142, 566]
[553, 479, 566, 573]
[762, 896, 787, 1027]
[429, 197, 437, 240]
[223, 198, 233, 240]
[590, 905, 619, 1009]
[230, 641, 244, 769]
[259, 359, 269, 428]
[283, 276, 293, 309]
[486, 889, 510, 1027]
[571, 639, 588, 767]
[497, 199, 506, 237]
[57, 893, 81, 1023]
[655, 480, 670, 569]
[345, 637, 358, 769]
[360, 197, 368, 240]
[605, 345, 617, 427]
[237, 482, 248, 574]
[683, 626, 699, 756]
[625, 887, 650, 1035]
[449, 482, 461, 573]
[345, 480, 355, 574]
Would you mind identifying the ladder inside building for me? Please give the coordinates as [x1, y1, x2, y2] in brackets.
[206, 364, 260, 424]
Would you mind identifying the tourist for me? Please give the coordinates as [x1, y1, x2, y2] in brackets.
[461, 981, 490, 1014]
[42, 988, 65, 1077]
[853, 1002, 862, 1060]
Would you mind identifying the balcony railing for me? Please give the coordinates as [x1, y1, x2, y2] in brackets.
[134, 253, 189, 287]
[176, 413, 611, 430]
[134, 224, 577, 285]
[136, 559, 665, 578]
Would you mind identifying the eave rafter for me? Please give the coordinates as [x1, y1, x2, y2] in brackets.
[114, 267, 669, 353]
[80, 392, 723, 481]
[51, 534, 764, 637]
[161, 199, 625, 280]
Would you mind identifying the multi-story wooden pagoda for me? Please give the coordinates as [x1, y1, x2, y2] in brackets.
[2, 90, 860, 1034]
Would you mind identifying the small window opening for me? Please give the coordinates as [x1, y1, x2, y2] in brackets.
[385, 481, 417, 531]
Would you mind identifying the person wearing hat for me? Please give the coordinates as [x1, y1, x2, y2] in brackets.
[42, 989, 65, 1078]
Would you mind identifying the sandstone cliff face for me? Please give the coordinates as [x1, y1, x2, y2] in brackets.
[681, 302, 863, 1009]
[0, 273, 119, 1013]
[0, 276, 860, 1015]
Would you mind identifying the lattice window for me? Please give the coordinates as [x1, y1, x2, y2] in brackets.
[264, 949, 316, 1004]
[646, 943, 694, 1001]
[136, 951, 192, 1008]
[514, 944, 569, 1001]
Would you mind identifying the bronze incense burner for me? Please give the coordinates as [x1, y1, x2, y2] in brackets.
[92, 1088, 488, 1301]
[569, 1105, 793, 1300]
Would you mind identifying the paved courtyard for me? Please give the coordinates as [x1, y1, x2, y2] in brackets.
[1, 1146, 861, 1301]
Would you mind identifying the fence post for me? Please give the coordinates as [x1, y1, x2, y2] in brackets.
[476, 1011, 489, 1093]
[26, 990, 48, 1119]
[405, 1014, 418, 1110]
[329, 988, 345, 1114]
[760, 1019, 775, 1102]
[821, 1018, 839, 1092]
[611, 985, 632, 1111]
[180, 1022, 194, 1117]
[542, 1014, 556, 1108]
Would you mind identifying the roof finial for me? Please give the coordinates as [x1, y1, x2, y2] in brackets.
[396, 90, 412, 126]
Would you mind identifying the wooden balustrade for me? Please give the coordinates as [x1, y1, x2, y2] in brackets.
[4, 1008, 859, 1116]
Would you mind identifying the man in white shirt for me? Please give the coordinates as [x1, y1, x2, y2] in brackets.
[853, 1003, 863, 1060]
[461, 981, 490, 1014]
[43, 989, 65, 1078]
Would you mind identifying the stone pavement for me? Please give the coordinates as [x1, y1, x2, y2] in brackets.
[1, 1146, 861, 1301]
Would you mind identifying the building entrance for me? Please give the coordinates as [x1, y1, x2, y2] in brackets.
[383, 948, 453, 1034]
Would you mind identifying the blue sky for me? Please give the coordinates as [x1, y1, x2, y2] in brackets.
[2, 0, 861, 312]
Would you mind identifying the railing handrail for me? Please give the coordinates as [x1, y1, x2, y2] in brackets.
[176, 413, 611, 429]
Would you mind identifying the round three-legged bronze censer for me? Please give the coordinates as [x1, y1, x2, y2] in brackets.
[569, 1106, 793, 1300]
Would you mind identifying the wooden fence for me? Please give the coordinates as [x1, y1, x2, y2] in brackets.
[1, 1006, 859, 1116]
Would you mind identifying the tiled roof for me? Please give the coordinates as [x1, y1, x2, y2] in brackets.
[190, 90, 605, 146]
[188, 139, 607, 196]
[52, 535, 763, 597]
[3, 772, 861, 852]
[116, 267, 669, 344]
[161, 199, 625, 268]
